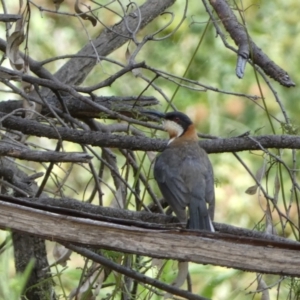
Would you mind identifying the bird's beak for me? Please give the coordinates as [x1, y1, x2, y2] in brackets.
[141, 110, 166, 120]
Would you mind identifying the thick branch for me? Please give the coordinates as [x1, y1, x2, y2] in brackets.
[1, 194, 298, 246]
[1, 198, 300, 276]
[51, 0, 176, 86]
[0, 66, 162, 129]
[0, 1, 176, 86]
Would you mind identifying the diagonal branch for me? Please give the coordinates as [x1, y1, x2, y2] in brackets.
[0, 0, 176, 87]
[48, 0, 176, 87]
[207, 0, 295, 87]
[66, 244, 210, 300]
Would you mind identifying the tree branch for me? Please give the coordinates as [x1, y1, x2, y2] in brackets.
[0, 194, 298, 246]
[0, 14, 21, 22]
[0, 144, 92, 162]
[208, 0, 295, 87]
[0, 0, 176, 87]
[1, 197, 300, 276]
[0, 95, 159, 119]
[52, 0, 176, 86]
[1, 113, 300, 153]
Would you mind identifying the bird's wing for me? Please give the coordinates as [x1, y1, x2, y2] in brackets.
[197, 147, 215, 220]
[154, 153, 189, 222]
[180, 156, 213, 230]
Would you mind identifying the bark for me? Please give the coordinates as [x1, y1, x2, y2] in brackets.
[0, 144, 92, 162]
[1, 194, 299, 246]
[1, 198, 300, 277]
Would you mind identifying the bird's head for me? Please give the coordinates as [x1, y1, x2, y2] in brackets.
[143, 110, 195, 140]
[163, 111, 193, 139]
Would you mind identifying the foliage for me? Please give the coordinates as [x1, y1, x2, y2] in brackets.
[0, 232, 35, 300]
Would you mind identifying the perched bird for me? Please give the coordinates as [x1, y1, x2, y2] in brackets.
[146, 110, 215, 231]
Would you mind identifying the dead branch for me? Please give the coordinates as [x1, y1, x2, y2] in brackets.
[1, 198, 300, 276]
[0, 143, 92, 162]
[0, 0, 176, 88]
[52, 0, 176, 87]
[0, 66, 162, 129]
[0, 194, 298, 246]
[207, 0, 295, 87]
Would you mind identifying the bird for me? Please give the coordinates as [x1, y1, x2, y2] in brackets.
[145, 110, 215, 231]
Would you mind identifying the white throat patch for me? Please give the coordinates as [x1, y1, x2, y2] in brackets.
[163, 120, 184, 144]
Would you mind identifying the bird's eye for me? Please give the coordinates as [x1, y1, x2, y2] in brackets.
[174, 117, 180, 123]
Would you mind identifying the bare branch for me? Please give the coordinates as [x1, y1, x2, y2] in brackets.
[0, 66, 162, 129]
[0, 194, 298, 246]
[0, 14, 21, 22]
[0, 143, 92, 162]
[1, 197, 300, 276]
[51, 0, 176, 87]
[207, 0, 295, 87]
[1, 113, 300, 153]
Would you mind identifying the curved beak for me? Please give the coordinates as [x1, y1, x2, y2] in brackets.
[141, 110, 166, 120]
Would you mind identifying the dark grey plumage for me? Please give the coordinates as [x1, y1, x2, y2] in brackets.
[154, 140, 215, 230]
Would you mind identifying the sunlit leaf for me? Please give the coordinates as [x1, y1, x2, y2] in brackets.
[255, 163, 266, 183]
[110, 186, 124, 209]
[22, 63, 33, 94]
[265, 210, 277, 235]
[146, 151, 156, 162]
[245, 185, 258, 195]
[245, 161, 266, 195]
[125, 47, 131, 61]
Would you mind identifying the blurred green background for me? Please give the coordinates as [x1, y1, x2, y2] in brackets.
[1, 0, 300, 299]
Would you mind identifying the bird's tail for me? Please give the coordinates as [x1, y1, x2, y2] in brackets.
[188, 197, 214, 231]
